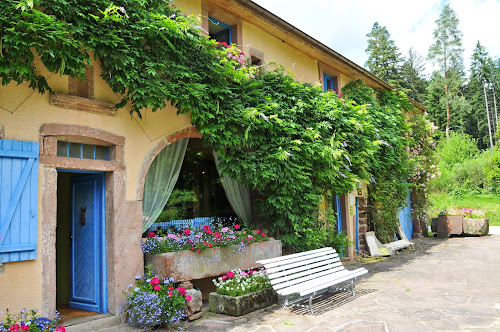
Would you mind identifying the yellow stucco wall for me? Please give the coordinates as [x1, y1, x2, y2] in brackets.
[0, 58, 193, 317]
[240, 21, 319, 85]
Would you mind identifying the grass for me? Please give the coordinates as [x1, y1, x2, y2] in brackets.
[428, 191, 500, 226]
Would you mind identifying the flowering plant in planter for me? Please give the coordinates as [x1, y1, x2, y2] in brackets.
[124, 266, 190, 329]
[0, 309, 65, 332]
[142, 223, 269, 255]
[437, 208, 485, 219]
[212, 268, 271, 297]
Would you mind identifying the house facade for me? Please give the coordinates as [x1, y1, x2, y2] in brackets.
[0, 0, 413, 321]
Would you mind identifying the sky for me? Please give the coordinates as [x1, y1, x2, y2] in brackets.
[251, 0, 500, 78]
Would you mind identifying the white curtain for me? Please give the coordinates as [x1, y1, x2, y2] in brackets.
[142, 138, 189, 232]
[213, 151, 253, 226]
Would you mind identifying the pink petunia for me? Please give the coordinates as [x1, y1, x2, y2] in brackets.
[150, 277, 160, 285]
[227, 271, 235, 279]
[177, 287, 186, 295]
[154, 285, 161, 291]
[255, 230, 260, 234]
[234, 224, 240, 230]
[184, 229, 191, 236]
[185, 295, 192, 301]
[261, 233, 266, 236]
[55, 327, 66, 332]
[147, 232, 156, 238]
[168, 291, 173, 297]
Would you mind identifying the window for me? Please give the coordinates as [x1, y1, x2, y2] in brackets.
[209, 17, 232, 44]
[323, 73, 338, 92]
[57, 141, 109, 161]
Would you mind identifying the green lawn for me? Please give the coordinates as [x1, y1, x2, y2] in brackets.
[428, 192, 500, 226]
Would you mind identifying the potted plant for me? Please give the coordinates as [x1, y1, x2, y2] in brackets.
[0, 309, 66, 332]
[455, 208, 489, 236]
[209, 268, 277, 316]
[436, 209, 463, 238]
[124, 266, 192, 329]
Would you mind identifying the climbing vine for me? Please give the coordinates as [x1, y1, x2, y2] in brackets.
[1, 0, 433, 249]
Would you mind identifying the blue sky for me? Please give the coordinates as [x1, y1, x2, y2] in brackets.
[251, 0, 500, 78]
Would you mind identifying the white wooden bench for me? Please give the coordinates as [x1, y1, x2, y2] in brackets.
[256, 247, 368, 314]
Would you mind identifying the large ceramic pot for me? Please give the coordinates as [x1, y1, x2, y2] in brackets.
[437, 214, 463, 238]
[209, 288, 278, 316]
[462, 218, 489, 236]
[145, 239, 282, 281]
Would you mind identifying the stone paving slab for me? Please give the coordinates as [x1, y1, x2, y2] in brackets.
[99, 227, 500, 332]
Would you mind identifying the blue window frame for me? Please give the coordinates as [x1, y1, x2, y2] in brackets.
[323, 73, 338, 92]
[209, 17, 232, 44]
[57, 141, 109, 161]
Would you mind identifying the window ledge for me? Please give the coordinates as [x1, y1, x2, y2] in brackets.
[49, 93, 116, 116]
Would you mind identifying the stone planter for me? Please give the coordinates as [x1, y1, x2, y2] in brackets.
[145, 239, 282, 281]
[437, 215, 463, 238]
[463, 218, 489, 236]
[209, 288, 278, 316]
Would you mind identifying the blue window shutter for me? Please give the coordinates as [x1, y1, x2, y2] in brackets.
[0, 139, 39, 263]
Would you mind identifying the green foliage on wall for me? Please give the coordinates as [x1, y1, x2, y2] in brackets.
[0, 0, 434, 248]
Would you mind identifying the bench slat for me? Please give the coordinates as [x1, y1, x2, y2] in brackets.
[262, 249, 338, 269]
[298, 268, 368, 296]
[272, 264, 346, 290]
[257, 247, 335, 265]
[268, 259, 343, 282]
[265, 252, 340, 273]
[278, 268, 358, 295]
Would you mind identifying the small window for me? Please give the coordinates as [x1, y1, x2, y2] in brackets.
[251, 55, 262, 67]
[323, 73, 338, 92]
[57, 141, 109, 161]
[209, 17, 232, 44]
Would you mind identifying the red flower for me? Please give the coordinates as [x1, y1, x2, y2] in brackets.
[184, 229, 191, 236]
[147, 232, 156, 238]
[208, 243, 212, 247]
[154, 285, 161, 291]
[227, 271, 235, 279]
[234, 224, 241, 230]
[214, 232, 222, 238]
[255, 230, 260, 234]
[150, 277, 160, 285]
[203, 225, 210, 231]
[204, 242, 207, 246]
[177, 287, 186, 295]
[55, 327, 66, 332]
[168, 291, 173, 297]
[185, 294, 192, 301]
[191, 246, 195, 250]
[222, 275, 227, 280]
[21, 325, 30, 331]
[9, 325, 20, 332]
[261, 233, 266, 237]
[197, 249, 201, 253]
[206, 230, 213, 235]
[168, 286, 173, 290]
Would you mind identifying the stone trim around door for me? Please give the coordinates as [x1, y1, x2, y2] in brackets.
[39, 124, 143, 319]
[135, 126, 201, 201]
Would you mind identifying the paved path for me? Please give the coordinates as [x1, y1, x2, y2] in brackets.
[102, 227, 500, 332]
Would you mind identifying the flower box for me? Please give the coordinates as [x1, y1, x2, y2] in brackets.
[145, 239, 282, 281]
[437, 214, 463, 238]
[208, 288, 277, 316]
[462, 218, 489, 236]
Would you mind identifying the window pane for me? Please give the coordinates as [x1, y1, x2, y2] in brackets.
[57, 141, 68, 157]
[95, 145, 108, 160]
[68, 142, 81, 158]
[82, 144, 95, 159]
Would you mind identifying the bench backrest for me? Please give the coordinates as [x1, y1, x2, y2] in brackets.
[256, 247, 344, 292]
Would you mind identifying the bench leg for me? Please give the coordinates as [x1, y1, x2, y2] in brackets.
[308, 292, 316, 315]
[350, 279, 356, 296]
[282, 295, 289, 310]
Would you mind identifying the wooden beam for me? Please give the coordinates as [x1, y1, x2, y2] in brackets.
[49, 93, 116, 116]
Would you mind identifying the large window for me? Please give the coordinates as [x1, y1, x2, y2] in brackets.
[209, 17, 232, 44]
[323, 73, 338, 92]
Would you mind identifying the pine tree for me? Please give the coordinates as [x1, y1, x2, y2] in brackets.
[401, 48, 428, 103]
[428, 4, 464, 137]
[466, 42, 498, 149]
[365, 22, 404, 90]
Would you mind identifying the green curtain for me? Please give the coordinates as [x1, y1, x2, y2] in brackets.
[142, 138, 189, 232]
[213, 151, 253, 226]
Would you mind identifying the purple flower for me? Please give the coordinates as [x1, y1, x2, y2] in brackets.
[370, 176, 377, 184]
[260, 113, 269, 122]
[339, 171, 348, 178]
[118, 6, 126, 14]
[344, 154, 352, 165]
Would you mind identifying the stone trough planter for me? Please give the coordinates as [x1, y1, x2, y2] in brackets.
[145, 239, 282, 281]
[431, 216, 489, 238]
[209, 288, 278, 316]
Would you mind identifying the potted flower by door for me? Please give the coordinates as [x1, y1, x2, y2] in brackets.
[209, 268, 277, 316]
[456, 208, 489, 236]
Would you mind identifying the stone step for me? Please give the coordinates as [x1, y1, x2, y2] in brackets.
[65, 314, 120, 332]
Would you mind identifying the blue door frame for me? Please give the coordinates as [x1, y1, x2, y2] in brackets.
[64, 171, 107, 313]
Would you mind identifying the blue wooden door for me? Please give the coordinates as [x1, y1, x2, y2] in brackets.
[398, 189, 413, 239]
[0, 139, 38, 263]
[69, 174, 106, 312]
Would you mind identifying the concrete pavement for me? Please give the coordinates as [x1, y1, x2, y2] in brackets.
[101, 227, 500, 332]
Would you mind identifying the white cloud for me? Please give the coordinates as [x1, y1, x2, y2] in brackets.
[251, 0, 500, 78]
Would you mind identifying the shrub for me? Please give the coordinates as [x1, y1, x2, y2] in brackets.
[437, 132, 479, 167]
[0, 309, 65, 332]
